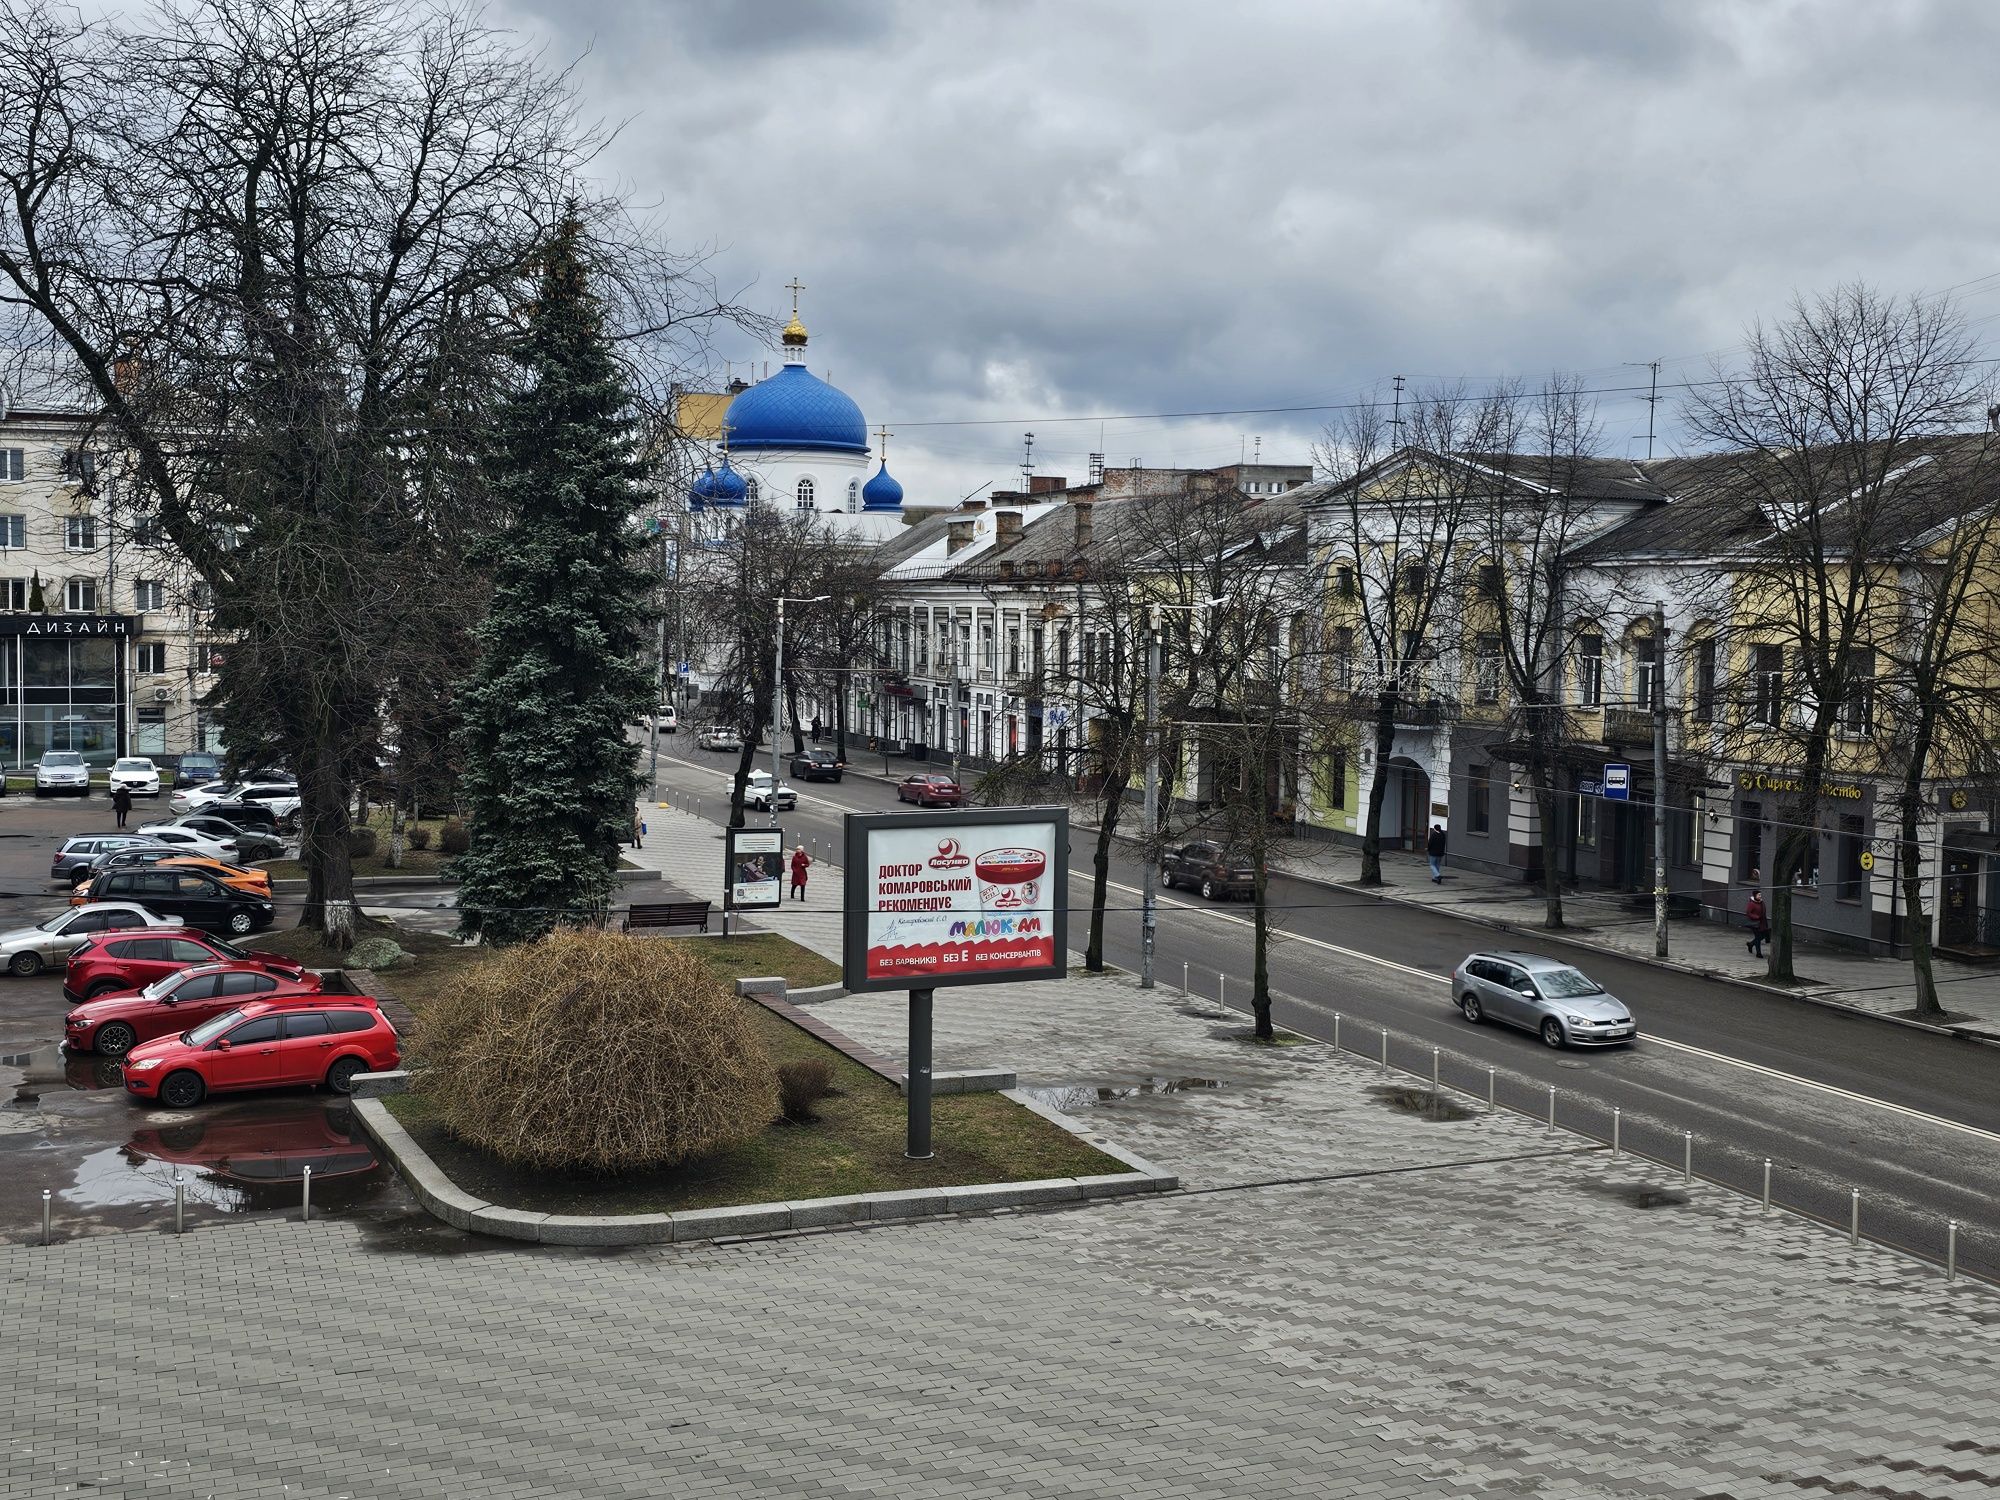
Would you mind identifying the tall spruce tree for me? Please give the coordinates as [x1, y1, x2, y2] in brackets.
[456, 218, 655, 943]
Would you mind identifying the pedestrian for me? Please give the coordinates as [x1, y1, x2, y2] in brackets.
[1426, 822, 1447, 883]
[111, 785, 133, 830]
[789, 845, 810, 902]
[810, 716, 823, 741]
[630, 811, 644, 850]
[1745, 887, 1770, 958]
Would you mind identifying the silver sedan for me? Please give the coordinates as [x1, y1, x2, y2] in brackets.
[0, 902, 173, 977]
[1451, 951, 1638, 1048]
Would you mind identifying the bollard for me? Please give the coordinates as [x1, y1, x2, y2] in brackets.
[1947, 1221, 1959, 1282]
[1850, 1189, 1860, 1247]
[1333, 1012, 1342, 1053]
[1486, 1067, 1495, 1113]
[41, 1188, 51, 1246]
[173, 1173, 185, 1235]
[1430, 1047, 1440, 1105]
[1682, 1130, 1692, 1185]
[1612, 1108, 1621, 1159]
[1380, 1027, 1388, 1076]
[1762, 1158, 1772, 1214]
[1182, 960, 1189, 998]
[301, 1164, 313, 1224]
[1546, 1085, 1555, 1131]
[1220, 973, 1227, 1009]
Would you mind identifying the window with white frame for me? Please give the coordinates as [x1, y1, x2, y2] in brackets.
[0, 449, 21, 482]
[847, 478, 859, 513]
[0, 515, 20, 549]
[0, 579, 25, 612]
[795, 477, 815, 511]
[1474, 633, 1502, 704]
[65, 578, 96, 612]
[137, 642, 169, 673]
[1575, 632, 1604, 707]
[65, 515, 96, 551]
[744, 478, 759, 502]
[134, 579, 166, 611]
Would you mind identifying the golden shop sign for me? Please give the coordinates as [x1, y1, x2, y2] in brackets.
[1735, 770, 1864, 801]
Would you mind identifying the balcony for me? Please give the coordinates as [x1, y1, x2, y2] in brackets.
[1602, 706, 1654, 746]
[1347, 689, 1459, 727]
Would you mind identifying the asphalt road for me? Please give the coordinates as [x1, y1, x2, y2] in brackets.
[653, 741, 2000, 1284]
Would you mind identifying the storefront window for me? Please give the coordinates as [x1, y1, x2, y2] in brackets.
[1576, 791, 1598, 851]
[7, 635, 128, 765]
[1837, 815, 1866, 900]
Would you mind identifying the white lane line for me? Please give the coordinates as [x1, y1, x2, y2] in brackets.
[1082, 871, 2000, 1146]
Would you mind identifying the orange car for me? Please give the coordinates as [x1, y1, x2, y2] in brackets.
[71, 856, 271, 905]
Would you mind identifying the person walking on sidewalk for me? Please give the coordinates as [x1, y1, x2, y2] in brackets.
[1426, 823, 1447, 883]
[630, 811, 644, 850]
[1745, 888, 1770, 957]
[111, 785, 133, 831]
[789, 845, 810, 902]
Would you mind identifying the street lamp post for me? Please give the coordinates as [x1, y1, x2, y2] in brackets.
[773, 595, 829, 826]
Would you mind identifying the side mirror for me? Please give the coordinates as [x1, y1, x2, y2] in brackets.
[213, 1038, 231, 1051]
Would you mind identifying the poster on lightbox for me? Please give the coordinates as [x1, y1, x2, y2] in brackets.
[726, 827, 784, 910]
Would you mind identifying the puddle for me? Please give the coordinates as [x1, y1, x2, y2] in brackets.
[61, 1100, 387, 1214]
[1367, 1085, 1476, 1122]
[3, 1044, 125, 1106]
[1022, 1077, 1225, 1112]
[1580, 1179, 1690, 1210]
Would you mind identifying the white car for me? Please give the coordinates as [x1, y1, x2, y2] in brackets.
[34, 751, 91, 798]
[744, 770, 797, 812]
[169, 779, 236, 815]
[108, 757, 162, 797]
[132, 823, 240, 861]
[644, 706, 678, 734]
[698, 726, 742, 752]
[234, 780, 302, 822]
[0, 902, 173, 977]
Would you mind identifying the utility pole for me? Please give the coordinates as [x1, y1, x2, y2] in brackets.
[647, 525, 666, 797]
[1140, 606, 1160, 989]
[1652, 600, 1670, 958]
[950, 669, 962, 786]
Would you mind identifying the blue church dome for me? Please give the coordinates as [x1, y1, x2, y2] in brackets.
[709, 457, 748, 506]
[689, 466, 715, 510]
[862, 461, 904, 511]
[724, 364, 867, 455]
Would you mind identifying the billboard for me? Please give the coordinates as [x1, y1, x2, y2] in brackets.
[842, 807, 1068, 992]
[725, 827, 785, 910]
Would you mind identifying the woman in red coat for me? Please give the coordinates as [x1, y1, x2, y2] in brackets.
[789, 846, 810, 902]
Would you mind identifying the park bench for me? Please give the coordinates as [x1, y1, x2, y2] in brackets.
[621, 900, 713, 935]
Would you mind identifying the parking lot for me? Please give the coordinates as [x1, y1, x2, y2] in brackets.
[0, 788, 416, 1244]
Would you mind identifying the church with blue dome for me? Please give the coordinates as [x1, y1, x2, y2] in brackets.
[687, 281, 909, 542]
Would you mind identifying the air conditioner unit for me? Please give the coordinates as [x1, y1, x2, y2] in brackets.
[151, 685, 173, 703]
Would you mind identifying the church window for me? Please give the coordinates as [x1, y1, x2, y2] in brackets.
[848, 479, 860, 512]
[796, 477, 815, 511]
[745, 479, 759, 502]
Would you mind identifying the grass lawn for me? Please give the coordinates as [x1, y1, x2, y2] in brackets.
[263, 848, 448, 880]
[664, 931, 841, 989]
[253, 919, 494, 998]
[386, 1002, 1121, 1214]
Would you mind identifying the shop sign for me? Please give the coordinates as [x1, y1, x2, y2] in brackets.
[0, 614, 134, 637]
[1735, 770, 1864, 801]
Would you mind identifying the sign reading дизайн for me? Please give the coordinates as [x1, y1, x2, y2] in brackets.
[841, 807, 1068, 992]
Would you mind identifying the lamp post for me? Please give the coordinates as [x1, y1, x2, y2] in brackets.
[1141, 597, 1225, 989]
[773, 595, 829, 826]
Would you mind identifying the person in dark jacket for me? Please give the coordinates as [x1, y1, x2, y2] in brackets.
[1745, 888, 1770, 957]
[1426, 823, 1447, 883]
[111, 785, 133, 830]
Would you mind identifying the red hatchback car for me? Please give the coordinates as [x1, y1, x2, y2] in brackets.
[897, 773, 966, 807]
[64, 928, 311, 1005]
[123, 997, 398, 1107]
[64, 962, 325, 1056]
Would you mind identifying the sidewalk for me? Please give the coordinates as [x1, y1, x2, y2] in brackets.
[820, 764, 2000, 1041]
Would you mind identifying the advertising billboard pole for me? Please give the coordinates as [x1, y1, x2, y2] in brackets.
[906, 987, 934, 1158]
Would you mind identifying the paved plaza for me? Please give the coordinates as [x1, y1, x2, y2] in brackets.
[3, 801, 1995, 1498]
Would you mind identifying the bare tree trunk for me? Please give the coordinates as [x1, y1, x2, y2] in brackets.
[1251, 855, 1274, 1040]
[1084, 772, 1129, 973]
[1534, 768, 1565, 929]
[785, 674, 805, 756]
[1358, 703, 1395, 885]
[729, 738, 756, 829]
[387, 799, 405, 870]
[297, 745, 357, 949]
[1897, 769, 1944, 1018]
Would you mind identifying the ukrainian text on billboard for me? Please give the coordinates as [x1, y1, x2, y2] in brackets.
[862, 820, 1059, 981]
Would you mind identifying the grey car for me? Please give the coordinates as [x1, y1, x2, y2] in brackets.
[1451, 951, 1638, 1049]
[0, 901, 172, 976]
[51, 834, 171, 886]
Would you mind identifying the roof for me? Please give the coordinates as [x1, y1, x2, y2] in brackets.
[722, 364, 867, 455]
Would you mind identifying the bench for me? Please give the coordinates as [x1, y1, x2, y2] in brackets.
[621, 900, 712, 934]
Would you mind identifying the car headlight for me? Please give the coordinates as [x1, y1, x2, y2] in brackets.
[66, 1016, 86, 1029]
[128, 1057, 164, 1071]
[1567, 1015, 1594, 1026]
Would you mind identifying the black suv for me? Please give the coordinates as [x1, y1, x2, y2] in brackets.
[1159, 841, 1257, 901]
[86, 868, 275, 935]
[788, 748, 844, 783]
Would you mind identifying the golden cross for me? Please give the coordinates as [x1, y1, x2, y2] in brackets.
[785, 276, 805, 317]
[874, 423, 892, 459]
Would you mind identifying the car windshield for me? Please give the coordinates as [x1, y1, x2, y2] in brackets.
[1535, 967, 1604, 998]
[184, 1008, 245, 1045]
[37, 912, 73, 932]
[114, 759, 151, 772]
[44, 752, 82, 766]
[141, 972, 188, 1001]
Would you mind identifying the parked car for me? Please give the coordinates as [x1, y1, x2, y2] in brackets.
[64, 926, 313, 1004]
[51, 834, 169, 886]
[1451, 951, 1638, 1049]
[198, 800, 283, 836]
[789, 748, 844, 782]
[171, 813, 284, 862]
[35, 751, 91, 798]
[174, 752, 223, 786]
[108, 757, 162, 797]
[233, 780, 302, 823]
[744, 770, 798, 812]
[0, 902, 174, 977]
[82, 847, 204, 885]
[698, 725, 742, 752]
[168, 779, 236, 815]
[80, 867, 275, 935]
[63, 961, 325, 1056]
[122, 997, 399, 1106]
[75, 856, 269, 904]
[1159, 841, 1257, 901]
[132, 823, 240, 861]
[896, 773, 965, 807]
[643, 706, 678, 733]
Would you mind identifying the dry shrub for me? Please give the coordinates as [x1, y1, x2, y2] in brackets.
[410, 929, 777, 1172]
[406, 825, 432, 851]
[439, 817, 470, 855]
[348, 827, 379, 859]
[776, 1058, 836, 1123]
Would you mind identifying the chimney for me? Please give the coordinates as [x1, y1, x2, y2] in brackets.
[1028, 475, 1067, 494]
[1073, 501, 1094, 551]
[947, 519, 975, 554]
[995, 509, 1023, 550]
[961, 498, 987, 513]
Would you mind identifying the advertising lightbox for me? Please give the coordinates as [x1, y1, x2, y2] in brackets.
[725, 827, 785, 910]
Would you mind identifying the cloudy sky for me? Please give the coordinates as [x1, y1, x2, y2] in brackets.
[495, 0, 2000, 504]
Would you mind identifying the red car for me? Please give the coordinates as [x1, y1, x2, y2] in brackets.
[64, 927, 312, 1005]
[123, 997, 399, 1107]
[64, 962, 325, 1056]
[897, 773, 966, 807]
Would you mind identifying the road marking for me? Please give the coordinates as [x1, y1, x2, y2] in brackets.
[1084, 870, 2000, 1145]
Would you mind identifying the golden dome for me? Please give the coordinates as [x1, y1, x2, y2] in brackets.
[781, 314, 809, 346]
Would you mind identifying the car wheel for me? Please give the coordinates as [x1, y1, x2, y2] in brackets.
[8, 951, 40, 977]
[85, 980, 124, 999]
[1201, 878, 1218, 901]
[1459, 993, 1482, 1024]
[157, 1070, 205, 1108]
[94, 1022, 137, 1057]
[226, 908, 255, 935]
[1540, 1018, 1566, 1049]
[325, 1056, 367, 1094]
[1159, 865, 1175, 891]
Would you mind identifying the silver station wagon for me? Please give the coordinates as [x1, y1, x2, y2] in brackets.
[1451, 951, 1638, 1049]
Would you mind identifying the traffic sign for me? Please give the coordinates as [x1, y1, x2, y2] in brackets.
[676, 660, 692, 678]
[1603, 763, 1632, 801]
